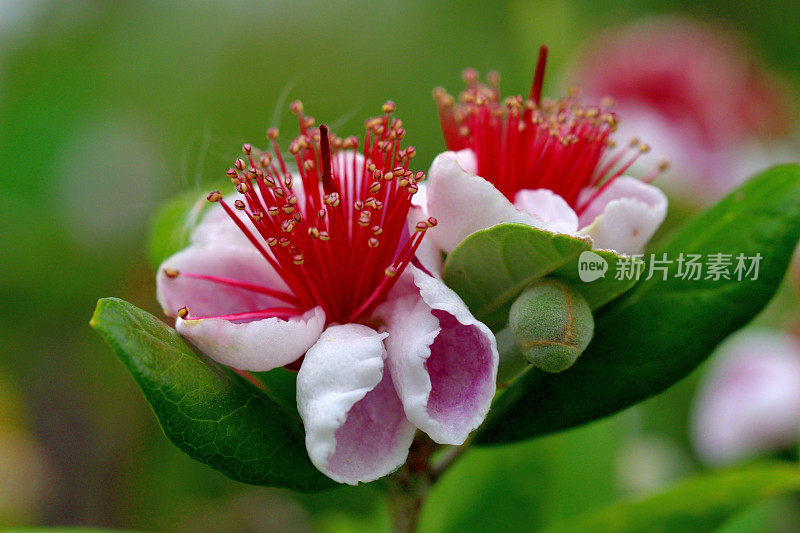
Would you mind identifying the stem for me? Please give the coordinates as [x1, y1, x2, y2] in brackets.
[387, 434, 437, 533]
[385, 333, 529, 532]
[388, 476, 427, 533]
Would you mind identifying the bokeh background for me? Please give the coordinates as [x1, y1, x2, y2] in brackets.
[2, 1, 800, 531]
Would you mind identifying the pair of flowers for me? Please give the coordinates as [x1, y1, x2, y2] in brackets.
[156, 54, 668, 484]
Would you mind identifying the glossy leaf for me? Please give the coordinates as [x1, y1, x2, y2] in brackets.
[90, 297, 336, 492]
[442, 224, 591, 329]
[544, 463, 800, 533]
[476, 164, 800, 445]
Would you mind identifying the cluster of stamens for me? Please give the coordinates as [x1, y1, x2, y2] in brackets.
[168, 101, 434, 324]
[433, 46, 668, 213]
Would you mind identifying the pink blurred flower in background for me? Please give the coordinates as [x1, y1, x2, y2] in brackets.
[573, 16, 797, 202]
[690, 330, 800, 465]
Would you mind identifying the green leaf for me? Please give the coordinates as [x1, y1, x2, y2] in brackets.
[543, 463, 800, 533]
[476, 164, 800, 445]
[442, 224, 591, 329]
[90, 297, 336, 492]
[147, 190, 210, 269]
[252, 366, 300, 418]
[553, 250, 644, 309]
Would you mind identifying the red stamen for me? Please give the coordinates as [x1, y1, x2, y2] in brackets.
[182, 103, 431, 326]
[168, 271, 300, 306]
[435, 50, 667, 212]
[184, 306, 304, 322]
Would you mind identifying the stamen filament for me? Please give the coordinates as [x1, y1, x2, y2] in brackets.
[184, 306, 304, 322]
[172, 271, 300, 305]
[189, 102, 432, 325]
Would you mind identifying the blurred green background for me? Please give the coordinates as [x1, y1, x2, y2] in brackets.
[2, 1, 799, 531]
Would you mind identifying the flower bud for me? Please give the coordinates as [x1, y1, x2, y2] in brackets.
[508, 278, 594, 373]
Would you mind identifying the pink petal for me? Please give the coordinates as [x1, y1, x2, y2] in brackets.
[333, 149, 366, 195]
[408, 184, 445, 277]
[514, 189, 580, 234]
[156, 243, 290, 318]
[577, 177, 668, 254]
[176, 306, 325, 371]
[296, 324, 416, 485]
[451, 147, 478, 174]
[690, 331, 800, 465]
[578, 176, 667, 227]
[425, 151, 545, 253]
[376, 266, 498, 445]
[191, 202, 258, 247]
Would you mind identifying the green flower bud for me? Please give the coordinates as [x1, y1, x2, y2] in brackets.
[508, 278, 594, 373]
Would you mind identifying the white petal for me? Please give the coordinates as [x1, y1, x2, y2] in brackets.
[425, 151, 545, 253]
[156, 243, 290, 318]
[176, 306, 325, 371]
[297, 324, 415, 485]
[376, 266, 498, 445]
[514, 189, 580, 234]
[690, 330, 800, 465]
[578, 177, 668, 254]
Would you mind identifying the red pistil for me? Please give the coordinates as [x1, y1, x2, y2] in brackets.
[433, 46, 667, 213]
[529, 45, 548, 105]
[182, 102, 432, 325]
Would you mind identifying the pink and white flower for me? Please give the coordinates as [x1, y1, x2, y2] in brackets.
[572, 16, 797, 202]
[156, 103, 498, 485]
[423, 47, 668, 265]
[690, 330, 800, 465]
